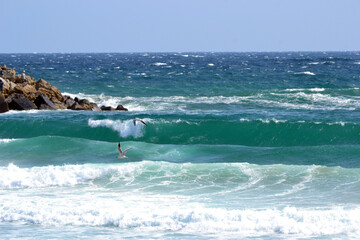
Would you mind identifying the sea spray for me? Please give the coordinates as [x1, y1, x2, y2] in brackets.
[88, 119, 147, 138]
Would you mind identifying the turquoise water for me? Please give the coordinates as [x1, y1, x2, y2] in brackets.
[1, 52, 360, 239]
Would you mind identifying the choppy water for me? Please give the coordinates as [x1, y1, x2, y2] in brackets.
[1, 52, 360, 239]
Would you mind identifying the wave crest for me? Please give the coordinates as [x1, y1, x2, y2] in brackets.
[88, 119, 147, 138]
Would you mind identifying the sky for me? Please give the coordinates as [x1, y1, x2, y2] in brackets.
[1, 0, 360, 53]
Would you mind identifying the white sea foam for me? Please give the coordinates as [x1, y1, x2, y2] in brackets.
[62, 91, 360, 113]
[88, 118, 149, 137]
[295, 71, 316, 76]
[1, 162, 360, 237]
[354, 61, 360, 65]
[284, 88, 325, 92]
[0, 109, 43, 115]
[153, 62, 167, 66]
[0, 164, 109, 189]
[0, 193, 359, 237]
[208, 63, 215, 66]
[264, 92, 360, 110]
[0, 139, 17, 144]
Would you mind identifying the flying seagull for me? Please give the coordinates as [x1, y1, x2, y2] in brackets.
[133, 118, 147, 126]
[117, 142, 132, 159]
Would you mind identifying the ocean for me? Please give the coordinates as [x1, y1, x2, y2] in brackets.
[1, 52, 360, 239]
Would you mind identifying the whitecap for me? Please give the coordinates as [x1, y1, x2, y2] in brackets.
[88, 118, 149, 138]
[0, 193, 359, 237]
[0, 139, 17, 144]
[0, 163, 109, 189]
[153, 62, 167, 66]
[295, 71, 315, 76]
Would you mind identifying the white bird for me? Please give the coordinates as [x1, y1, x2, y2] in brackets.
[133, 118, 147, 126]
[117, 142, 132, 159]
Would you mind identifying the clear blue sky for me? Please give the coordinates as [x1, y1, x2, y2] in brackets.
[1, 0, 359, 53]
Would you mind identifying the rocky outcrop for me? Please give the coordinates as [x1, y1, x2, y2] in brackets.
[0, 65, 128, 112]
[0, 93, 9, 113]
[116, 104, 128, 111]
[1, 65, 16, 81]
[7, 94, 38, 110]
[34, 94, 57, 110]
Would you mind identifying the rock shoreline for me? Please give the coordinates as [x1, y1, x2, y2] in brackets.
[0, 65, 127, 113]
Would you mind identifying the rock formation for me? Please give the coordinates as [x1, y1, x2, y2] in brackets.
[0, 65, 128, 113]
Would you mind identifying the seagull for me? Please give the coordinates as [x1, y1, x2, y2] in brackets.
[117, 142, 132, 159]
[133, 118, 147, 126]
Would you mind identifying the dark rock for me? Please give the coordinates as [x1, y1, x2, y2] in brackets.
[51, 98, 67, 110]
[79, 99, 90, 105]
[77, 99, 93, 110]
[70, 102, 86, 110]
[0, 66, 128, 113]
[90, 102, 101, 111]
[116, 104, 128, 111]
[63, 95, 71, 101]
[8, 95, 37, 110]
[39, 104, 55, 110]
[34, 94, 57, 110]
[65, 97, 76, 109]
[101, 106, 115, 111]
[0, 93, 9, 113]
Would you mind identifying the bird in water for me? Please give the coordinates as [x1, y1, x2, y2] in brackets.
[133, 118, 147, 126]
[117, 142, 132, 159]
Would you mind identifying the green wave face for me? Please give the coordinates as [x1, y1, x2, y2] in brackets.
[1, 136, 360, 168]
[1, 112, 360, 147]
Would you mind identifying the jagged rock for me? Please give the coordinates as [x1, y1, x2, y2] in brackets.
[7, 94, 37, 110]
[70, 102, 86, 110]
[0, 77, 16, 96]
[14, 75, 36, 85]
[34, 94, 57, 110]
[36, 79, 64, 103]
[12, 84, 38, 101]
[76, 99, 94, 110]
[79, 99, 90, 105]
[101, 106, 115, 111]
[0, 93, 9, 113]
[116, 104, 128, 111]
[1, 68, 16, 81]
[39, 104, 55, 110]
[0, 66, 128, 113]
[51, 98, 67, 109]
[64, 97, 76, 109]
[63, 95, 70, 101]
[90, 103, 101, 111]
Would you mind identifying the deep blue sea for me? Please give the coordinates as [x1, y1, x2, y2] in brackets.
[1, 52, 360, 239]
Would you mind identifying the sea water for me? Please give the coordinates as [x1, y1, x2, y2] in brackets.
[1, 52, 360, 239]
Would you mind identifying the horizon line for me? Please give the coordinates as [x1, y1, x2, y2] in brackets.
[1, 50, 360, 55]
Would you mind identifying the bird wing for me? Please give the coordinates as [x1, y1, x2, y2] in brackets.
[118, 142, 122, 153]
[139, 119, 147, 126]
[122, 147, 132, 155]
